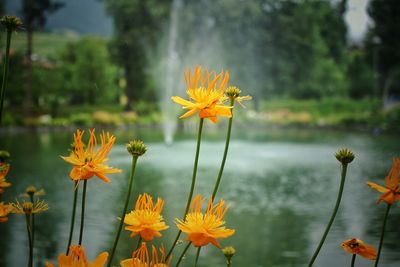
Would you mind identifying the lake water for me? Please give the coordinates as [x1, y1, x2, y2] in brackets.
[0, 126, 399, 267]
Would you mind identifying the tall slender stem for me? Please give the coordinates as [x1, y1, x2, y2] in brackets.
[374, 204, 391, 267]
[78, 180, 87, 246]
[351, 254, 356, 267]
[308, 163, 349, 267]
[107, 156, 139, 267]
[212, 98, 234, 200]
[175, 242, 192, 267]
[66, 181, 79, 254]
[28, 195, 35, 249]
[194, 247, 201, 267]
[167, 118, 204, 259]
[0, 29, 12, 125]
[135, 237, 142, 250]
[25, 214, 33, 267]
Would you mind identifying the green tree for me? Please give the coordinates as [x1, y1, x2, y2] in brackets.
[61, 37, 120, 106]
[104, 0, 171, 110]
[366, 0, 400, 102]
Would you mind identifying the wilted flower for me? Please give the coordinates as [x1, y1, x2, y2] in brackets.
[11, 200, 48, 215]
[341, 238, 377, 260]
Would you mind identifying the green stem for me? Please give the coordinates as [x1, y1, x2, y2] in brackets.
[227, 260, 232, 267]
[167, 118, 204, 259]
[307, 163, 349, 267]
[66, 181, 79, 254]
[29, 195, 35, 249]
[78, 180, 87, 246]
[25, 214, 33, 267]
[135, 236, 142, 250]
[194, 247, 201, 267]
[107, 156, 139, 267]
[212, 98, 234, 200]
[0, 29, 12, 125]
[175, 242, 192, 267]
[374, 204, 391, 267]
[351, 254, 356, 267]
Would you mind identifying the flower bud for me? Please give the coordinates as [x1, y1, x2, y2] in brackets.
[0, 15, 23, 31]
[0, 150, 10, 163]
[335, 148, 355, 165]
[225, 86, 241, 99]
[222, 246, 236, 262]
[126, 140, 147, 157]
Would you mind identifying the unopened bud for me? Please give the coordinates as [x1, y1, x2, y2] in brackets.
[335, 148, 355, 165]
[0, 15, 22, 31]
[126, 140, 147, 157]
[225, 86, 241, 98]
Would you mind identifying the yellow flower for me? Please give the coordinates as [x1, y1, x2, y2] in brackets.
[46, 245, 108, 267]
[120, 243, 171, 267]
[171, 65, 232, 123]
[367, 158, 400, 204]
[176, 195, 235, 248]
[11, 200, 48, 215]
[341, 238, 377, 260]
[0, 202, 12, 222]
[0, 162, 11, 193]
[124, 193, 169, 241]
[61, 129, 122, 183]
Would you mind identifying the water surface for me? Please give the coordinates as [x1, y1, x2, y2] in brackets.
[0, 127, 399, 267]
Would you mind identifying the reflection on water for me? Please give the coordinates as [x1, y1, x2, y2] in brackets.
[0, 128, 399, 267]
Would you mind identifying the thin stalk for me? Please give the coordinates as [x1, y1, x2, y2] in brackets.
[227, 260, 232, 267]
[167, 118, 204, 259]
[194, 247, 201, 267]
[0, 29, 12, 125]
[135, 237, 142, 250]
[78, 180, 87, 246]
[107, 156, 139, 267]
[374, 204, 391, 267]
[66, 181, 79, 254]
[351, 254, 356, 267]
[28, 195, 35, 249]
[175, 242, 192, 267]
[25, 214, 33, 267]
[307, 163, 349, 267]
[212, 98, 235, 200]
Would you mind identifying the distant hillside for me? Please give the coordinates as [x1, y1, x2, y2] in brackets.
[4, 0, 113, 37]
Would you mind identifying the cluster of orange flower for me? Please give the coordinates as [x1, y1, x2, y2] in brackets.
[47, 66, 243, 266]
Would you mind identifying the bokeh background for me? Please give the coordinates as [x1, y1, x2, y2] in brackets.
[0, 0, 399, 266]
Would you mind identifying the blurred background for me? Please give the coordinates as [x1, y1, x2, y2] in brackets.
[1, 0, 400, 267]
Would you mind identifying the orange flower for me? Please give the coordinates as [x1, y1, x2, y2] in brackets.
[61, 129, 122, 183]
[341, 238, 377, 260]
[176, 195, 235, 248]
[124, 193, 169, 241]
[171, 65, 232, 123]
[0, 162, 11, 193]
[120, 243, 171, 267]
[46, 245, 108, 267]
[0, 202, 12, 222]
[367, 158, 400, 204]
